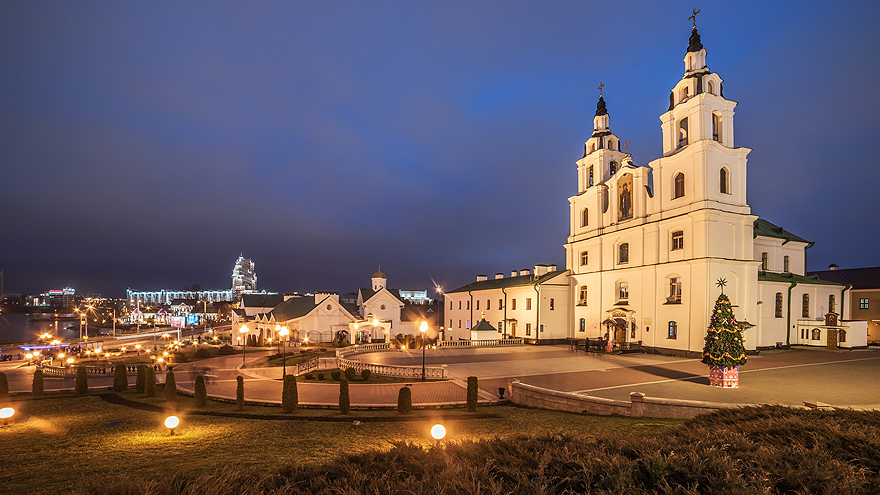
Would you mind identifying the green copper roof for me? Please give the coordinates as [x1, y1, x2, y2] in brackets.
[758, 271, 844, 287]
[447, 270, 568, 294]
[471, 318, 497, 332]
[753, 218, 810, 244]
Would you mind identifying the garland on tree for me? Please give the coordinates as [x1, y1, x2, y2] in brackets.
[702, 289, 748, 368]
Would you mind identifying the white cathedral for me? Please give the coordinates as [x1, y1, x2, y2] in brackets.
[445, 23, 867, 355]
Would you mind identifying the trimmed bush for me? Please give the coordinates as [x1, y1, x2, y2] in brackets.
[164, 371, 177, 402]
[344, 367, 357, 381]
[194, 348, 210, 359]
[32, 369, 44, 396]
[317, 373, 325, 380]
[113, 364, 128, 392]
[145, 367, 157, 397]
[361, 369, 372, 381]
[75, 366, 88, 395]
[304, 373, 314, 380]
[172, 352, 188, 363]
[194, 375, 207, 407]
[397, 386, 412, 414]
[0, 372, 8, 399]
[339, 378, 350, 414]
[331, 370, 341, 381]
[282, 374, 298, 413]
[218, 345, 236, 355]
[135, 365, 146, 393]
[236, 376, 245, 410]
[467, 376, 478, 412]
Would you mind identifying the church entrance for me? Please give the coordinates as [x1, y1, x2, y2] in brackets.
[603, 308, 636, 346]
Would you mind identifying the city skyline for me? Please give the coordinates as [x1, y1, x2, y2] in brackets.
[2, 1, 879, 297]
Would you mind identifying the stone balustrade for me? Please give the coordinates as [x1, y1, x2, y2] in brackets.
[38, 363, 165, 378]
[336, 342, 394, 358]
[439, 338, 523, 348]
[338, 357, 448, 380]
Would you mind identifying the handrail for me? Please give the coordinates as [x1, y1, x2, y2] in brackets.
[338, 357, 448, 380]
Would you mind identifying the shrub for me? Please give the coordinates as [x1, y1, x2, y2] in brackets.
[194, 348, 210, 359]
[164, 371, 177, 402]
[32, 369, 44, 396]
[135, 365, 146, 393]
[113, 365, 128, 392]
[218, 345, 236, 355]
[236, 376, 245, 410]
[282, 375, 298, 413]
[194, 375, 207, 407]
[361, 369, 372, 381]
[304, 373, 314, 380]
[339, 378, 350, 414]
[317, 373, 325, 380]
[318, 347, 327, 353]
[0, 372, 8, 398]
[467, 376, 478, 412]
[145, 367, 157, 397]
[75, 366, 88, 395]
[331, 370, 341, 381]
[344, 367, 357, 381]
[397, 386, 412, 414]
[172, 352, 188, 363]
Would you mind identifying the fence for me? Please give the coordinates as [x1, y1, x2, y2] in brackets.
[39, 363, 165, 378]
[439, 338, 523, 348]
[295, 356, 319, 376]
[338, 357, 448, 380]
[336, 342, 394, 358]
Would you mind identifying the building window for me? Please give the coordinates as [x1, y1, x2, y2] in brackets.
[829, 294, 836, 314]
[720, 167, 729, 194]
[619, 243, 629, 264]
[580, 251, 588, 266]
[466, 320, 470, 329]
[458, 301, 461, 310]
[673, 173, 685, 199]
[618, 282, 629, 303]
[712, 113, 721, 142]
[458, 320, 461, 329]
[668, 321, 677, 339]
[840, 329, 847, 343]
[761, 252, 768, 271]
[708, 80, 716, 95]
[610, 161, 617, 176]
[860, 298, 869, 309]
[449, 301, 452, 310]
[669, 277, 682, 303]
[802, 294, 810, 318]
[812, 328, 821, 340]
[498, 322, 503, 333]
[589, 166, 594, 187]
[581, 208, 589, 227]
[526, 298, 532, 310]
[449, 319, 452, 329]
[671, 230, 684, 250]
[486, 300, 490, 310]
[511, 299, 516, 310]
[784, 255, 790, 273]
[499, 299, 503, 309]
[579, 286, 588, 305]
[579, 318, 586, 332]
[540, 324, 544, 333]
[678, 118, 688, 148]
[549, 298, 555, 310]
[775, 292, 783, 318]
[526, 323, 531, 336]
[467, 301, 470, 310]
[476, 300, 479, 311]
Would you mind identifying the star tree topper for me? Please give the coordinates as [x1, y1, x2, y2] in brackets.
[716, 278, 727, 294]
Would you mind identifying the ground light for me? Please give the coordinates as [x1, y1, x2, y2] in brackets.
[430, 424, 446, 440]
[0, 407, 14, 427]
[164, 415, 180, 435]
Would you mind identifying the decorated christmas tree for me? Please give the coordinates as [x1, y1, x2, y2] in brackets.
[702, 279, 747, 381]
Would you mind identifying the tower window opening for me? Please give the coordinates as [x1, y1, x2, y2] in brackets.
[678, 118, 689, 148]
[761, 252, 769, 271]
[610, 161, 618, 176]
[720, 167, 730, 194]
[681, 86, 689, 102]
[708, 80, 716, 95]
[618, 281, 629, 302]
[581, 208, 589, 227]
[619, 243, 629, 264]
[579, 286, 588, 304]
[580, 251, 588, 266]
[588, 166, 594, 187]
[712, 113, 722, 142]
[671, 230, 684, 250]
[607, 139, 613, 150]
[784, 255, 790, 273]
[673, 173, 685, 199]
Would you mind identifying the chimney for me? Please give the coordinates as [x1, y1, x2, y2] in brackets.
[495, 273, 504, 280]
[476, 274, 488, 282]
[534, 265, 550, 276]
[519, 269, 530, 276]
[549, 264, 557, 272]
[829, 264, 839, 271]
[511, 270, 518, 278]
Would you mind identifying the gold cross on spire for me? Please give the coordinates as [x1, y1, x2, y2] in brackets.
[623, 140, 630, 153]
[598, 82, 604, 97]
[689, 8, 700, 29]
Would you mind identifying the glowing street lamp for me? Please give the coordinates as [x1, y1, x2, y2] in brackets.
[135, 344, 142, 356]
[164, 415, 180, 435]
[278, 326, 289, 376]
[420, 320, 428, 381]
[0, 407, 14, 427]
[240, 325, 249, 365]
[430, 423, 446, 440]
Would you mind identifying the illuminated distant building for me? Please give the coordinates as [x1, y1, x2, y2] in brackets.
[232, 255, 258, 301]
[127, 255, 265, 305]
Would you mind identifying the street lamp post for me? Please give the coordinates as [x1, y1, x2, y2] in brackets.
[420, 320, 428, 381]
[240, 325, 249, 365]
[279, 326, 289, 376]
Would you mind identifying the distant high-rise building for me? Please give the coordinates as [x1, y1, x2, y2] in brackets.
[232, 256, 257, 301]
[0, 269, 4, 301]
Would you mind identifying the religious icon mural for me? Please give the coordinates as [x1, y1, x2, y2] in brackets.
[618, 174, 633, 220]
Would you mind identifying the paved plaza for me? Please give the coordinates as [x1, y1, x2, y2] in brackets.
[3, 346, 879, 409]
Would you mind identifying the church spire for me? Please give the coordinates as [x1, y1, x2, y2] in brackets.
[687, 9, 704, 53]
[595, 82, 608, 116]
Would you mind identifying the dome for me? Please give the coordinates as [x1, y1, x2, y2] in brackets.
[372, 267, 386, 279]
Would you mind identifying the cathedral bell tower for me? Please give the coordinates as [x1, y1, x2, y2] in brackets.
[576, 85, 630, 194]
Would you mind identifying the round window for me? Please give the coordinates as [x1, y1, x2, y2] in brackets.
[380, 304, 386, 310]
[326, 304, 332, 310]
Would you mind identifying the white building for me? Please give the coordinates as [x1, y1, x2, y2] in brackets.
[446, 22, 866, 354]
[232, 255, 258, 301]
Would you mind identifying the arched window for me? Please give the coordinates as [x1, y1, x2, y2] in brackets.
[784, 255, 790, 273]
[588, 166, 594, 187]
[669, 277, 682, 303]
[579, 318, 586, 332]
[607, 139, 613, 150]
[673, 173, 685, 199]
[671, 230, 684, 250]
[775, 292, 784, 318]
[581, 208, 589, 227]
[761, 252, 769, 271]
[668, 321, 677, 339]
[618, 281, 629, 302]
[579, 286, 588, 304]
[619, 243, 629, 264]
[681, 86, 689, 102]
[802, 294, 810, 318]
[678, 118, 688, 148]
[610, 161, 618, 176]
[839, 329, 847, 343]
[712, 113, 722, 142]
[708, 80, 716, 95]
[589, 143, 595, 153]
[720, 167, 730, 194]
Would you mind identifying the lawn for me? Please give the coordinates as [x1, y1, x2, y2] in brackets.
[0, 391, 680, 494]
